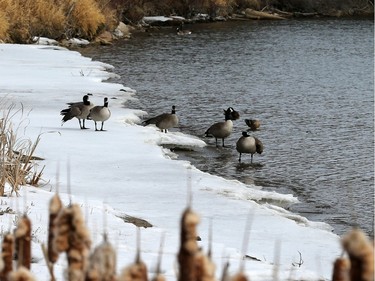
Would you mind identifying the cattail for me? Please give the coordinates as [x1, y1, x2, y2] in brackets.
[119, 228, 148, 281]
[332, 257, 350, 281]
[14, 215, 32, 269]
[119, 262, 148, 281]
[53, 203, 91, 281]
[229, 273, 248, 281]
[86, 234, 117, 281]
[195, 250, 216, 281]
[151, 274, 165, 281]
[53, 205, 71, 253]
[0, 233, 14, 281]
[151, 233, 166, 281]
[8, 266, 36, 281]
[177, 207, 200, 281]
[48, 194, 63, 264]
[220, 262, 230, 281]
[341, 228, 374, 281]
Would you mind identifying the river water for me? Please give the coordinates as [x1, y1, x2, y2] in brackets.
[80, 18, 374, 237]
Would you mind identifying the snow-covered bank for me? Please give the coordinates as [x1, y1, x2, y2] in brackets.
[0, 44, 342, 280]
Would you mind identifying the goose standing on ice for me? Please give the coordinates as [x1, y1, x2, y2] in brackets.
[205, 107, 240, 147]
[236, 131, 264, 163]
[142, 105, 179, 133]
[60, 94, 94, 129]
[88, 97, 111, 131]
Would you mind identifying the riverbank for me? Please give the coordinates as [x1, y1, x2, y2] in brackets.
[0, 43, 347, 280]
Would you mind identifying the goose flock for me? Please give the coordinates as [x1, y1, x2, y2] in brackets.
[60, 94, 111, 131]
[60, 95, 263, 163]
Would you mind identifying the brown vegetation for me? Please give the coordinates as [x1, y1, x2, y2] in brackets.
[0, 0, 116, 43]
[0, 0, 372, 43]
[0, 103, 45, 196]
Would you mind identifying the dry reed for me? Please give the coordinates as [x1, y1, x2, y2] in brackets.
[0, 103, 44, 196]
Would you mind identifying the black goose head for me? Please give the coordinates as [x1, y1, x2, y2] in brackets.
[83, 95, 90, 105]
[224, 107, 240, 120]
[171, 105, 176, 114]
[242, 131, 250, 137]
[104, 97, 109, 107]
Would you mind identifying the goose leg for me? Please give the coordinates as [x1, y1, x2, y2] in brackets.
[100, 122, 105, 131]
[94, 121, 98, 131]
[222, 138, 225, 147]
[251, 154, 253, 164]
[238, 153, 242, 162]
[215, 138, 218, 147]
[82, 119, 89, 129]
[78, 119, 83, 129]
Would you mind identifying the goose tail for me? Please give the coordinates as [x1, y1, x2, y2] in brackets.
[60, 108, 73, 124]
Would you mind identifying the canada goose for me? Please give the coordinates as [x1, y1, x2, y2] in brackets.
[60, 94, 94, 129]
[236, 131, 264, 163]
[205, 107, 240, 147]
[176, 27, 192, 35]
[88, 97, 111, 131]
[142, 105, 179, 133]
[245, 119, 260, 131]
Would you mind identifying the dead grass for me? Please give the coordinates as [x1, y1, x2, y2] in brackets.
[0, 9, 9, 41]
[0, 0, 110, 42]
[0, 103, 44, 196]
[65, 0, 106, 39]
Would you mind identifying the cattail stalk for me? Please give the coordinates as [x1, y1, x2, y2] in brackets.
[0, 233, 14, 281]
[119, 228, 148, 281]
[151, 233, 166, 281]
[229, 273, 248, 281]
[332, 257, 350, 281]
[341, 228, 374, 281]
[8, 266, 36, 281]
[119, 262, 148, 281]
[195, 251, 216, 281]
[86, 234, 117, 281]
[53, 203, 91, 281]
[48, 194, 63, 264]
[15, 215, 32, 269]
[177, 207, 200, 281]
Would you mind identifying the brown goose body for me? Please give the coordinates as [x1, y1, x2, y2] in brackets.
[142, 106, 179, 133]
[88, 97, 111, 131]
[60, 94, 94, 129]
[236, 131, 263, 163]
[205, 107, 240, 147]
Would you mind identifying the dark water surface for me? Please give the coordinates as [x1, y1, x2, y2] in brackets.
[81, 19, 374, 236]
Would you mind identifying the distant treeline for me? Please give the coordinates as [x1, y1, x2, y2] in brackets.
[0, 0, 373, 44]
